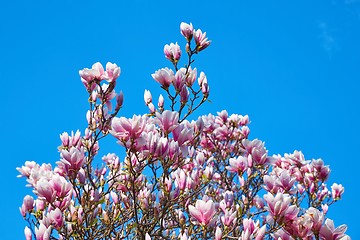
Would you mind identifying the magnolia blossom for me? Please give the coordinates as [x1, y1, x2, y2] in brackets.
[35, 223, 51, 240]
[227, 156, 248, 174]
[264, 192, 299, 222]
[20, 195, 34, 216]
[48, 208, 64, 229]
[331, 183, 344, 200]
[151, 67, 175, 89]
[110, 115, 147, 142]
[174, 68, 186, 92]
[105, 62, 121, 82]
[180, 22, 194, 41]
[320, 219, 349, 240]
[188, 199, 216, 226]
[194, 29, 211, 52]
[164, 42, 181, 63]
[60, 146, 85, 173]
[35, 179, 56, 203]
[155, 110, 179, 133]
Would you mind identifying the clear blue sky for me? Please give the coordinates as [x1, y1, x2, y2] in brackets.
[1, 0, 359, 239]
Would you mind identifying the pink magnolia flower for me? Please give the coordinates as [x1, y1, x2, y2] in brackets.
[155, 110, 179, 134]
[180, 22, 194, 41]
[35, 179, 56, 203]
[263, 175, 279, 193]
[276, 170, 296, 192]
[198, 72, 207, 88]
[164, 42, 181, 63]
[35, 223, 51, 240]
[144, 131, 169, 158]
[188, 199, 216, 226]
[200, 75, 209, 97]
[305, 207, 324, 232]
[59, 130, 81, 148]
[197, 71, 210, 98]
[241, 218, 266, 240]
[110, 115, 147, 142]
[174, 68, 186, 92]
[79, 62, 106, 91]
[310, 159, 330, 181]
[105, 62, 121, 83]
[50, 174, 72, 199]
[172, 123, 193, 146]
[272, 229, 293, 240]
[221, 209, 237, 226]
[97, 83, 117, 110]
[79, 63, 103, 81]
[174, 169, 187, 191]
[36, 199, 45, 211]
[319, 219, 349, 240]
[60, 146, 85, 173]
[227, 156, 248, 174]
[264, 192, 299, 222]
[331, 183, 344, 200]
[48, 208, 64, 229]
[151, 67, 175, 89]
[20, 195, 34, 216]
[16, 161, 37, 178]
[242, 139, 270, 166]
[194, 29, 211, 52]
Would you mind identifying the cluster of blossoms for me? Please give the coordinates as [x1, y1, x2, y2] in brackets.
[18, 22, 349, 239]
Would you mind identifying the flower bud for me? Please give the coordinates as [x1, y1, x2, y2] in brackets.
[115, 91, 124, 110]
[180, 86, 189, 104]
[158, 94, 164, 109]
[144, 89, 152, 105]
[215, 227, 222, 240]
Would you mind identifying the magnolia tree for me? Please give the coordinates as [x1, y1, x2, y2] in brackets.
[17, 22, 350, 240]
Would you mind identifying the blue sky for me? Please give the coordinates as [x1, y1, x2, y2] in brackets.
[1, 0, 359, 239]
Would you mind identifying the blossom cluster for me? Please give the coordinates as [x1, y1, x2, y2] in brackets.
[18, 22, 349, 240]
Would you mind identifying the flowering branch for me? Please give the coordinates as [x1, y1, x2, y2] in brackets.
[17, 22, 349, 240]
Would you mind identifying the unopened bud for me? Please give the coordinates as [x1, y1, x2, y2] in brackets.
[158, 94, 164, 109]
[144, 89, 152, 105]
[116, 91, 124, 110]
